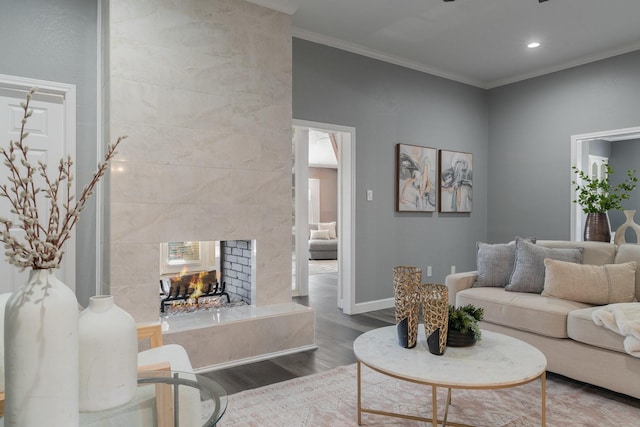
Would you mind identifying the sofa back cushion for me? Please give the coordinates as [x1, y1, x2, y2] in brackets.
[473, 241, 517, 288]
[505, 238, 583, 293]
[310, 229, 331, 240]
[472, 237, 536, 288]
[614, 244, 640, 300]
[537, 240, 616, 265]
[309, 222, 337, 239]
[318, 221, 337, 239]
[542, 258, 637, 305]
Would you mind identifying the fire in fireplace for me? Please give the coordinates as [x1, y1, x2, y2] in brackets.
[159, 240, 255, 315]
[159, 270, 230, 313]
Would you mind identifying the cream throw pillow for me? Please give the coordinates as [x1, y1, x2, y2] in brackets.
[542, 258, 637, 305]
[310, 229, 330, 240]
[318, 222, 337, 239]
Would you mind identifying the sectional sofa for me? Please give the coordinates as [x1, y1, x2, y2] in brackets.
[308, 222, 338, 260]
[445, 239, 640, 399]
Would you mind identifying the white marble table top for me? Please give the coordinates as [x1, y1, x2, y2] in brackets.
[354, 325, 547, 388]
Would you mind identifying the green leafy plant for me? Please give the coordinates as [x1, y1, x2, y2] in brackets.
[572, 164, 638, 214]
[448, 304, 484, 340]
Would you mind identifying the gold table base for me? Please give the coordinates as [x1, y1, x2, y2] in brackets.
[356, 361, 546, 427]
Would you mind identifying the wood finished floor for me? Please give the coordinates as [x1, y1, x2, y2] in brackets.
[202, 271, 395, 395]
[202, 272, 640, 411]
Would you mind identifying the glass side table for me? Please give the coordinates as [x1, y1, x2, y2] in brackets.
[79, 370, 227, 427]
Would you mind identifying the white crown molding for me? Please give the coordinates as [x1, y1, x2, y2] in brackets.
[292, 27, 485, 89]
[245, 0, 298, 15]
[486, 41, 640, 89]
[293, 27, 640, 90]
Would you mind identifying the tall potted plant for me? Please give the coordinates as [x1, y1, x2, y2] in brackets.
[1, 89, 125, 425]
[572, 164, 638, 242]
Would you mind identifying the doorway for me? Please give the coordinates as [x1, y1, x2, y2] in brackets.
[292, 120, 355, 313]
[0, 74, 76, 294]
[571, 126, 640, 241]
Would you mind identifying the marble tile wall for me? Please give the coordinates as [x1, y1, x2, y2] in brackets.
[108, 0, 294, 323]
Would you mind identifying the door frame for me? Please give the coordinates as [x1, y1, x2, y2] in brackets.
[293, 119, 356, 314]
[570, 126, 640, 241]
[0, 74, 77, 291]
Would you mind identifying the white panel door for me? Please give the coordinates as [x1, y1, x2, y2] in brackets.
[0, 89, 66, 294]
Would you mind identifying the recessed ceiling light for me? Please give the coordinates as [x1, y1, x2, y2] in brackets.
[527, 42, 541, 49]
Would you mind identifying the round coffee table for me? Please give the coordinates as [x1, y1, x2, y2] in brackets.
[353, 325, 547, 427]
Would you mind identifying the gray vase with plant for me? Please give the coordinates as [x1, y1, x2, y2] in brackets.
[572, 164, 638, 242]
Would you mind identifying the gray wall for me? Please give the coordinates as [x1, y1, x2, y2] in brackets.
[589, 139, 612, 159]
[487, 50, 640, 243]
[0, 0, 99, 306]
[309, 167, 337, 223]
[293, 38, 488, 303]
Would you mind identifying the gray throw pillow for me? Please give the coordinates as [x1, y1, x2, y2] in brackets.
[506, 239, 584, 294]
[472, 237, 536, 288]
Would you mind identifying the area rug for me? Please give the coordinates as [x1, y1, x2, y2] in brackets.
[216, 363, 640, 426]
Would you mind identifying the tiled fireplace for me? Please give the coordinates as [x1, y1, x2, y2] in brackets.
[106, 0, 315, 371]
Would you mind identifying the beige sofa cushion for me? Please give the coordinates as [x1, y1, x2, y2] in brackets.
[318, 221, 337, 239]
[542, 259, 637, 305]
[614, 244, 640, 300]
[456, 287, 591, 338]
[310, 229, 331, 240]
[537, 240, 616, 265]
[567, 307, 626, 354]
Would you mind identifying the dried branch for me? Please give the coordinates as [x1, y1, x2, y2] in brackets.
[0, 88, 126, 270]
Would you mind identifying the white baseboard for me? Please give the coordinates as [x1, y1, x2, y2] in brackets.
[194, 344, 318, 374]
[349, 297, 394, 315]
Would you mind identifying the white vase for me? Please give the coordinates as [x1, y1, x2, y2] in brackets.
[0, 292, 13, 393]
[79, 295, 137, 412]
[4, 269, 79, 426]
[614, 210, 640, 245]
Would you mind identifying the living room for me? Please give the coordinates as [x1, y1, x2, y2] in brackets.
[1, 0, 640, 424]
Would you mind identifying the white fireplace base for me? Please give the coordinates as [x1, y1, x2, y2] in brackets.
[160, 303, 315, 371]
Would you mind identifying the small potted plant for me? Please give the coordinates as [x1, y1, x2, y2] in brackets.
[447, 304, 484, 347]
[572, 164, 638, 241]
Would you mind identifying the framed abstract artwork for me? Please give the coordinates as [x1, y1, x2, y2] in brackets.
[396, 144, 437, 212]
[439, 150, 473, 213]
